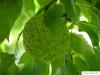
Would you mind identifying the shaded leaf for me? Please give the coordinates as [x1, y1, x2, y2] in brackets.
[95, 1, 100, 10]
[76, 0, 92, 5]
[65, 52, 78, 75]
[0, 53, 15, 74]
[33, 60, 49, 75]
[51, 57, 65, 75]
[87, 47, 100, 70]
[93, 49, 100, 70]
[55, 68, 62, 75]
[17, 67, 40, 75]
[18, 60, 49, 75]
[0, 0, 22, 43]
[44, 2, 65, 32]
[8, 63, 19, 75]
[18, 52, 33, 68]
[70, 33, 95, 58]
[18, 52, 41, 75]
[61, 0, 78, 23]
[18, 52, 49, 75]
[73, 55, 90, 74]
[90, 7, 100, 28]
[75, 4, 81, 21]
[78, 21, 99, 46]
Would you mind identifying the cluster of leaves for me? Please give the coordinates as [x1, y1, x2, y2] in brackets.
[0, 0, 100, 75]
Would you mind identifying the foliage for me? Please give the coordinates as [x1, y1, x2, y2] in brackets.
[0, 0, 100, 75]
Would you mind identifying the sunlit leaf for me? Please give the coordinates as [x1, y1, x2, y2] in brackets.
[37, 0, 52, 7]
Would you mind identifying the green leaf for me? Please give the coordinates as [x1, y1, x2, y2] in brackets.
[94, 47, 100, 68]
[73, 55, 90, 74]
[75, 4, 81, 21]
[22, 0, 35, 11]
[17, 67, 40, 75]
[18, 52, 49, 75]
[78, 21, 99, 46]
[86, 47, 100, 70]
[44, 3, 65, 32]
[33, 61, 49, 75]
[84, 47, 100, 71]
[18, 52, 33, 68]
[0, 53, 15, 74]
[18, 60, 49, 75]
[90, 7, 100, 18]
[22, 0, 35, 17]
[61, 0, 78, 23]
[0, 0, 22, 43]
[51, 57, 65, 75]
[93, 49, 100, 70]
[70, 33, 95, 59]
[79, 21, 99, 33]
[8, 63, 19, 75]
[89, 10, 100, 26]
[37, 0, 52, 7]
[76, 1, 92, 22]
[18, 52, 40, 75]
[76, 0, 92, 5]
[90, 7, 100, 28]
[55, 68, 62, 75]
[65, 52, 78, 75]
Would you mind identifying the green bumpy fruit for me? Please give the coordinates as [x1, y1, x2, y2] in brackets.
[23, 12, 68, 62]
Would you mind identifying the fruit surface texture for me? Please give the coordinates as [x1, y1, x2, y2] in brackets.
[23, 12, 68, 62]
